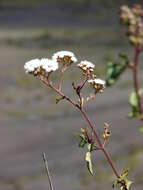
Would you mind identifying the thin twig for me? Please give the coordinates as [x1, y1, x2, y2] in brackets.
[58, 70, 64, 91]
[42, 153, 54, 190]
[79, 75, 88, 91]
[39, 76, 79, 108]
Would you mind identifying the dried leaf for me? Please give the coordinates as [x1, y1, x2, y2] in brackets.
[125, 179, 133, 190]
[103, 122, 111, 142]
[113, 168, 132, 190]
[85, 152, 93, 175]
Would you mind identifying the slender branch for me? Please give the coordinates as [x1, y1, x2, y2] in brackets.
[80, 109, 120, 178]
[42, 153, 54, 190]
[78, 76, 88, 109]
[38, 75, 78, 108]
[58, 70, 64, 91]
[72, 75, 88, 109]
[80, 75, 88, 91]
[39, 75, 120, 178]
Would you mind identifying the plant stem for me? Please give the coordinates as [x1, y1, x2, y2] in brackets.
[42, 153, 54, 190]
[58, 70, 64, 91]
[39, 76, 78, 108]
[133, 46, 143, 115]
[80, 109, 120, 178]
[80, 75, 88, 90]
[39, 76, 120, 178]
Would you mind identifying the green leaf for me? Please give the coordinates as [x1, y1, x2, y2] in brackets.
[79, 137, 86, 148]
[85, 151, 93, 175]
[87, 143, 94, 152]
[56, 96, 64, 104]
[120, 168, 129, 180]
[106, 54, 128, 87]
[129, 92, 138, 107]
[129, 92, 139, 118]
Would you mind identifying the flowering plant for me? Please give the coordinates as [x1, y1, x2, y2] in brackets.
[105, 4, 143, 131]
[24, 50, 132, 190]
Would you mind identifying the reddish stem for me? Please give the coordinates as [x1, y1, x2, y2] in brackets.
[39, 75, 120, 178]
[80, 109, 120, 178]
[133, 46, 143, 115]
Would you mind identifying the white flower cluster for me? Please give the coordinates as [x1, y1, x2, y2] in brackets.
[88, 78, 105, 92]
[77, 60, 95, 72]
[24, 51, 105, 93]
[77, 59, 105, 92]
[52, 51, 77, 63]
[24, 51, 77, 74]
[88, 78, 105, 85]
[24, 58, 58, 74]
[40, 58, 58, 72]
[24, 59, 42, 73]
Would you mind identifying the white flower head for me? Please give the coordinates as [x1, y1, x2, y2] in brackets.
[24, 58, 58, 74]
[88, 78, 105, 85]
[52, 51, 77, 64]
[41, 58, 58, 73]
[24, 59, 41, 73]
[88, 78, 105, 92]
[78, 60, 95, 72]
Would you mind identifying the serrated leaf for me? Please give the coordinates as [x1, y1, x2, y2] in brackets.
[85, 151, 93, 175]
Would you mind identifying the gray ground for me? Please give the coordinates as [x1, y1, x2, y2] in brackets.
[0, 2, 143, 190]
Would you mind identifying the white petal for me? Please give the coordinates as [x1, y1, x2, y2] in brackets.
[78, 60, 95, 70]
[24, 59, 41, 73]
[52, 51, 77, 63]
[41, 58, 58, 72]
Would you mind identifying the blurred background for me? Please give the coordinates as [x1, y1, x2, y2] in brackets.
[0, 0, 143, 190]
